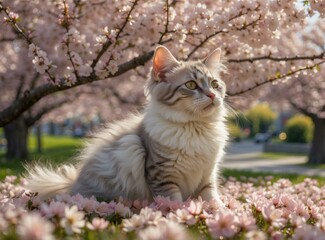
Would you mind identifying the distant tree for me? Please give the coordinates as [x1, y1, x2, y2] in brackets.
[285, 115, 314, 143]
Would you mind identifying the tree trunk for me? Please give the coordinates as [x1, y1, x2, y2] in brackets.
[308, 117, 325, 164]
[3, 117, 29, 160]
[36, 124, 42, 153]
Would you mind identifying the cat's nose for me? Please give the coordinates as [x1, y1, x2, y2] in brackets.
[206, 92, 216, 100]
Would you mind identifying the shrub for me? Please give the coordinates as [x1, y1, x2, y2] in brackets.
[227, 122, 242, 141]
[285, 115, 314, 143]
[245, 103, 277, 136]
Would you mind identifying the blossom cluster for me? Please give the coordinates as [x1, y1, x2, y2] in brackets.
[1, 0, 325, 123]
[0, 175, 324, 240]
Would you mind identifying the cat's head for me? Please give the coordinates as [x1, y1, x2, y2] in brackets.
[146, 46, 227, 122]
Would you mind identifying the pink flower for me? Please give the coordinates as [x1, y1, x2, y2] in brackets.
[95, 201, 115, 216]
[279, 195, 297, 211]
[206, 211, 239, 239]
[86, 217, 109, 231]
[316, 217, 325, 231]
[245, 230, 267, 240]
[40, 201, 66, 218]
[168, 209, 196, 225]
[262, 205, 287, 228]
[270, 231, 283, 240]
[122, 207, 163, 232]
[137, 221, 189, 240]
[293, 225, 324, 240]
[237, 212, 257, 231]
[290, 213, 306, 228]
[78, 197, 99, 213]
[153, 196, 182, 215]
[115, 202, 131, 217]
[16, 213, 54, 240]
[4, 176, 17, 183]
[123, 214, 144, 232]
[60, 205, 85, 235]
[188, 200, 203, 215]
[295, 204, 310, 221]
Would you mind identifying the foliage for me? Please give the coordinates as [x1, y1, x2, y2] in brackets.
[0, 175, 324, 239]
[285, 115, 314, 143]
[245, 102, 277, 136]
[227, 122, 242, 141]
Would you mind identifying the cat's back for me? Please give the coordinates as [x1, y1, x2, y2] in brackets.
[72, 113, 152, 200]
[81, 114, 143, 154]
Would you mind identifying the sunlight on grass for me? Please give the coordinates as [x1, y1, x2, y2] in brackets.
[258, 152, 307, 160]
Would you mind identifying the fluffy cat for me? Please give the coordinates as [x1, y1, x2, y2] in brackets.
[25, 46, 228, 205]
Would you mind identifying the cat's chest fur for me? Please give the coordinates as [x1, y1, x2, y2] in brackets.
[142, 113, 226, 199]
[143, 114, 225, 165]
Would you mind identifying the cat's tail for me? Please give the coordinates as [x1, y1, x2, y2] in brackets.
[23, 164, 78, 199]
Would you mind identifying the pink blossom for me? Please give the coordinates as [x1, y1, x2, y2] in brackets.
[168, 209, 196, 225]
[40, 201, 66, 218]
[137, 221, 189, 240]
[206, 211, 239, 239]
[279, 195, 297, 212]
[153, 196, 181, 215]
[115, 202, 131, 217]
[95, 201, 115, 216]
[188, 199, 203, 215]
[122, 207, 163, 232]
[16, 213, 54, 240]
[245, 230, 267, 240]
[237, 212, 257, 231]
[86, 217, 109, 231]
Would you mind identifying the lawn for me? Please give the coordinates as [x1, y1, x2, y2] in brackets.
[257, 152, 307, 160]
[0, 134, 83, 179]
[1, 134, 324, 185]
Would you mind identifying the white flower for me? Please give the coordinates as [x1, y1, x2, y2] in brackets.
[60, 205, 85, 235]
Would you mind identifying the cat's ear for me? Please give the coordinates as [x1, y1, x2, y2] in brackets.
[152, 45, 179, 81]
[203, 48, 222, 69]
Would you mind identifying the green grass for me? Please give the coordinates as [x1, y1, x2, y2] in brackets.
[301, 163, 325, 169]
[0, 135, 83, 179]
[258, 152, 307, 160]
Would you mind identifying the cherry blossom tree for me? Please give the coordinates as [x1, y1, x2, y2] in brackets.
[0, 0, 325, 160]
[266, 18, 325, 164]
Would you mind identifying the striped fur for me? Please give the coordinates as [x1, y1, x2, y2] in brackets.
[25, 46, 228, 205]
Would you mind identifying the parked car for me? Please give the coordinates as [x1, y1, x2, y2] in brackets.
[254, 133, 271, 143]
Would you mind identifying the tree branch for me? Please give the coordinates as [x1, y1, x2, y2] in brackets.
[0, 4, 32, 44]
[158, 0, 171, 44]
[227, 60, 325, 96]
[0, 50, 154, 127]
[289, 100, 315, 118]
[25, 98, 71, 127]
[90, 0, 139, 69]
[185, 30, 227, 60]
[228, 51, 325, 63]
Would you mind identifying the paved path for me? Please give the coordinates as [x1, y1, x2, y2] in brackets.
[221, 141, 325, 177]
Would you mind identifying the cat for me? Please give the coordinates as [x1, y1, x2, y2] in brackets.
[25, 45, 228, 206]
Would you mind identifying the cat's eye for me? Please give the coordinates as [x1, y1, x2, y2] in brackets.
[185, 80, 198, 90]
[211, 80, 219, 89]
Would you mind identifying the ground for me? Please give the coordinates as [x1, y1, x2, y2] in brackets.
[0, 136, 324, 239]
